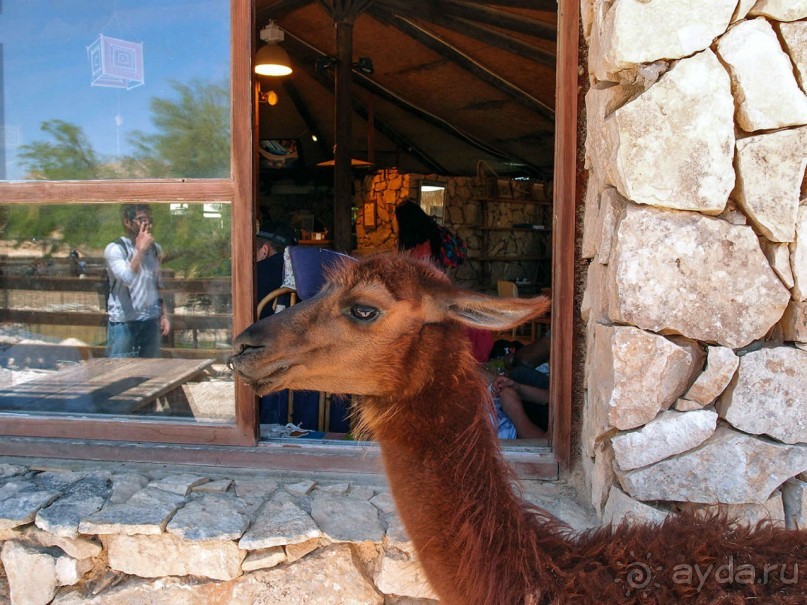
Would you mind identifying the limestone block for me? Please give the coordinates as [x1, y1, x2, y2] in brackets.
[594, 187, 626, 265]
[78, 487, 186, 536]
[108, 473, 149, 504]
[782, 301, 807, 342]
[238, 500, 320, 550]
[762, 240, 796, 289]
[716, 347, 807, 444]
[612, 409, 718, 471]
[732, 0, 757, 22]
[779, 21, 807, 93]
[0, 464, 27, 479]
[688, 491, 786, 527]
[683, 346, 739, 406]
[193, 479, 233, 494]
[749, 0, 807, 21]
[674, 398, 704, 412]
[166, 493, 250, 541]
[782, 478, 807, 529]
[383, 513, 413, 554]
[310, 494, 385, 543]
[285, 479, 316, 496]
[601, 485, 669, 526]
[246, 545, 384, 604]
[581, 177, 600, 260]
[347, 484, 376, 500]
[794, 206, 807, 301]
[593, 0, 736, 78]
[717, 199, 749, 226]
[607, 204, 790, 348]
[581, 260, 609, 325]
[2, 540, 91, 604]
[587, 324, 698, 443]
[34, 476, 110, 539]
[2, 540, 59, 605]
[583, 83, 634, 185]
[0, 482, 61, 530]
[23, 526, 102, 560]
[149, 473, 209, 496]
[375, 547, 438, 601]
[104, 532, 245, 581]
[317, 482, 350, 496]
[56, 545, 383, 605]
[584, 443, 616, 517]
[242, 546, 285, 571]
[284, 537, 320, 563]
[717, 18, 807, 132]
[604, 50, 735, 212]
[369, 491, 397, 515]
[616, 426, 807, 504]
[734, 127, 807, 242]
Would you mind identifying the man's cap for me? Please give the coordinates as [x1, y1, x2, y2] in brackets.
[257, 221, 297, 247]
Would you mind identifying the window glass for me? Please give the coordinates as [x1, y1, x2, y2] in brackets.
[0, 202, 235, 423]
[1, 0, 231, 181]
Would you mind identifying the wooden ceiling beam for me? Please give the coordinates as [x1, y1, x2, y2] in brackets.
[375, 0, 555, 67]
[436, 0, 556, 41]
[355, 74, 542, 171]
[282, 31, 541, 170]
[279, 79, 331, 158]
[256, 0, 314, 24]
[282, 34, 448, 174]
[368, 8, 555, 122]
[465, 0, 557, 12]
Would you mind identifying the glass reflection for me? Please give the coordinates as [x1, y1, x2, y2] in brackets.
[1, 0, 231, 180]
[0, 203, 235, 423]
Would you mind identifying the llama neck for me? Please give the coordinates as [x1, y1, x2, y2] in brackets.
[368, 356, 566, 605]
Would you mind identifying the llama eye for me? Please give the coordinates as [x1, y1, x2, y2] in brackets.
[349, 304, 379, 322]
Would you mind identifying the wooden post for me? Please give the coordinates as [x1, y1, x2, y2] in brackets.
[333, 18, 354, 252]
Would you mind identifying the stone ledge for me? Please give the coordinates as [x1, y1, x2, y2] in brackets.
[0, 463, 597, 605]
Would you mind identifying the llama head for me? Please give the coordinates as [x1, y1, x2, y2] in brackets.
[229, 253, 550, 398]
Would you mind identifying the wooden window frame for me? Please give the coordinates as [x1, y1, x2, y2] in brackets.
[0, 0, 579, 476]
[549, 0, 579, 472]
[0, 0, 257, 447]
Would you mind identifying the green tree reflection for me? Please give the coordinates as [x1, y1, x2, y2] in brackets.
[12, 79, 232, 277]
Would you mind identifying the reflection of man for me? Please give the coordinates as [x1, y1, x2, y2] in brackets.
[104, 204, 170, 358]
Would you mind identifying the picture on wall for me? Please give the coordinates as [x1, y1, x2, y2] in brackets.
[259, 139, 301, 170]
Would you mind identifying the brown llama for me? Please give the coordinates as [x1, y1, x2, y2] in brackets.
[229, 253, 807, 605]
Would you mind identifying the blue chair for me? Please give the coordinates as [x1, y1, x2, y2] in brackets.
[258, 246, 355, 433]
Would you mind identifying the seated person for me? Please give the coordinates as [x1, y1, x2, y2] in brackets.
[256, 221, 296, 319]
[487, 333, 551, 439]
[508, 332, 551, 389]
[492, 375, 548, 439]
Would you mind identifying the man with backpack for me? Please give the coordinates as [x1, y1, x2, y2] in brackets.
[104, 204, 170, 358]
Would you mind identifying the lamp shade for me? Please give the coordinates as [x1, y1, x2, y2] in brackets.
[255, 44, 293, 76]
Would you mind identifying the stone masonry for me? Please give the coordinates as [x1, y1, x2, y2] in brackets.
[0, 463, 595, 605]
[353, 169, 552, 291]
[581, 0, 807, 519]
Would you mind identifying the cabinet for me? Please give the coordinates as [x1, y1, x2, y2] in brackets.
[475, 197, 552, 292]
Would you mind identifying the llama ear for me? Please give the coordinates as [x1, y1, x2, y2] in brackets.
[444, 293, 550, 330]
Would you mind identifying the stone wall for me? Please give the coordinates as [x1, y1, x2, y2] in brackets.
[580, 0, 807, 523]
[354, 169, 552, 290]
[0, 463, 596, 605]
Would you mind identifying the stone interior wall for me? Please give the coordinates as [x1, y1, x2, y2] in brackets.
[580, 0, 807, 526]
[354, 169, 552, 291]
